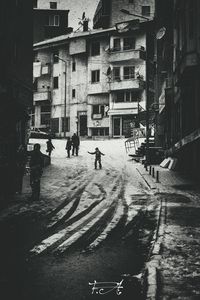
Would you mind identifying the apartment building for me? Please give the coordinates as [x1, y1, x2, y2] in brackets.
[155, 0, 200, 178]
[33, 0, 72, 43]
[33, 22, 147, 138]
[93, 0, 155, 29]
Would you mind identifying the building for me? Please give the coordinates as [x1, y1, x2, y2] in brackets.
[0, 0, 32, 206]
[33, 22, 148, 138]
[93, 0, 155, 29]
[155, 0, 200, 178]
[33, 0, 72, 43]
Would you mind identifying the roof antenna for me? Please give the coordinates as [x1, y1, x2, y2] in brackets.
[75, 12, 91, 32]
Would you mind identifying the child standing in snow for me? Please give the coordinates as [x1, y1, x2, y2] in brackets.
[88, 147, 105, 169]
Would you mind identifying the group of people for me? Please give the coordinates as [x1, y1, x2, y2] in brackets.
[65, 133, 80, 158]
[15, 132, 105, 202]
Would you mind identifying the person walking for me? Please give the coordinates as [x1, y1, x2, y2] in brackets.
[88, 147, 105, 169]
[72, 133, 80, 156]
[65, 137, 72, 158]
[46, 138, 55, 157]
[29, 143, 44, 201]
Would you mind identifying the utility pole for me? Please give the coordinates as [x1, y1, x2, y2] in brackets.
[54, 55, 67, 138]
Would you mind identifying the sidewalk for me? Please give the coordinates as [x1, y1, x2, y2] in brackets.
[137, 164, 200, 299]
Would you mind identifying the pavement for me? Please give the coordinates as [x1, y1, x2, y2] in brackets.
[136, 163, 200, 299]
[1, 138, 200, 299]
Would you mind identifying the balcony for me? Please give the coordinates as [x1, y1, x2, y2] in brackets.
[110, 78, 145, 91]
[88, 82, 109, 95]
[109, 101, 138, 116]
[112, 102, 138, 110]
[34, 90, 51, 102]
[108, 48, 146, 63]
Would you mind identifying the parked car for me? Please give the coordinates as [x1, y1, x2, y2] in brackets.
[29, 128, 50, 139]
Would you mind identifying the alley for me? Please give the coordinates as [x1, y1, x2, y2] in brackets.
[0, 138, 159, 300]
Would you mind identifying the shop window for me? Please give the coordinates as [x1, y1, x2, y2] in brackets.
[91, 70, 100, 83]
[50, 2, 57, 9]
[91, 41, 100, 56]
[53, 77, 59, 89]
[92, 128, 109, 136]
[123, 66, 135, 79]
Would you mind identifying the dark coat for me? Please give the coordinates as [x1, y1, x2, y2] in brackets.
[72, 134, 80, 147]
[66, 140, 72, 150]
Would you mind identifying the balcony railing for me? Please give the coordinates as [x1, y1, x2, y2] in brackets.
[108, 48, 146, 63]
[92, 113, 103, 119]
[34, 90, 51, 102]
[110, 78, 145, 91]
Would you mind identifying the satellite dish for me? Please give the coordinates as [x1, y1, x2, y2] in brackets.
[156, 27, 166, 40]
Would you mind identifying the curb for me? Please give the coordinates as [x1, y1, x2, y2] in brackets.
[143, 196, 166, 300]
[136, 167, 157, 190]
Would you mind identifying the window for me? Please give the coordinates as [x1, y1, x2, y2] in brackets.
[123, 66, 135, 79]
[115, 91, 139, 102]
[92, 128, 109, 136]
[72, 60, 76, 71]
[51, 118, 59, 133]
[53, 77, 59, 89]
[142, 6, 150, 16]
[92, 105, 105, 116]
[113, 67, 120, 80]
[91, 41, 100, 56]
[72, 89, 76, 98]
[113, 38, 121, 51]
[33, 0, 38, 8]
[91, 70, 100, 83]
[48, 15, 60, 26]
[62, 117, 70, 132]
[41, 105, 51, 126]
[53, 51, 59, 63]
[50, 2, 57, 9]
[123, 37, 135, 50]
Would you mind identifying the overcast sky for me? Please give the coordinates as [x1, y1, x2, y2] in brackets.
[66, 0, 99, 30]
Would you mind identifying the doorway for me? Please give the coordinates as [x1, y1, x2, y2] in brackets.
[113, 117, 121, 136]
[79, 115, 87, 136]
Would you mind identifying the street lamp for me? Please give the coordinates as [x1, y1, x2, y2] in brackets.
[120, 9, 152, 165]
[54, 55, 67, 139]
